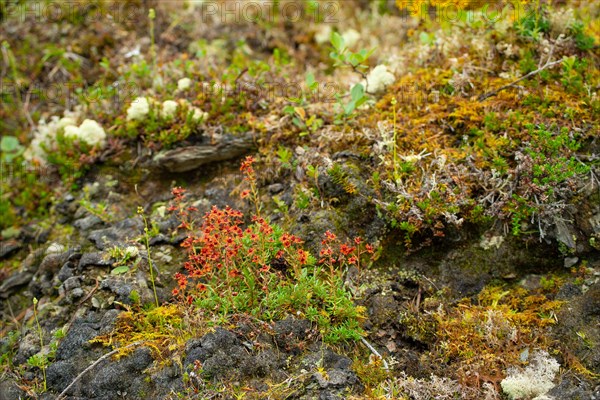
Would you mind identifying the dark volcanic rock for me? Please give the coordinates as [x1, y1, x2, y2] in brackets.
[548, 375, 600, 400]
[89, 347, 154, 394]
[0, 270, 34, 299]
[367, 292, 400, 327]
[0, 240, 22, 259]
[55, 310, 120, 361]
[79, 252, 112, 269]
[302, 349, 363, 398]
[47, 310, 122, 395]
[73, 215, 104, 231]
[273, 317, 313, 354]
[100, 277, 133, 303]
[435, 236, 562, 296]
[0, 378, 26, 400]
[551, 282, 600, 375]
[88, 217, 143, 250]
[185, 328, 253, 379]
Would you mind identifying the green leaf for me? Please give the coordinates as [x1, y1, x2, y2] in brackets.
[350, 84, 365, 102]
[1, 136, 20, 152]
[355, 96, 368, 108]
[292, 117, 304, 128]
[348, 53, 363, 67]
[344, 100, 356, 115]
[306, 72, 318, 91]
[331, 32, 344, 52]
[0, 136, 24, 162]
[111, 266, 130, 275]
[419, 32, 434, 45]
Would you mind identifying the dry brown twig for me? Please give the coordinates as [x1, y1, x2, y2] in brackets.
[57, 341, 144, 400]
[478, 58, 565, 101]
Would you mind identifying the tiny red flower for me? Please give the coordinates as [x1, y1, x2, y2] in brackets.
[324, 231, 337, 242]
[240, 190, 251, 199]
[297, 249, 308, 264]
[339, 244, 355, 256]
[179, 221, 190, 230]
[172, 187, 186, 198]
[240, 156, 255, 175]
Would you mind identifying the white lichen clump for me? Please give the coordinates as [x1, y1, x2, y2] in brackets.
[191, 107, 208, 122]
[124, 246, 139, 258]
[177, 77, 192, 91]
[341, 29, 360, 49]
[23, 108, 106, 164]
[363, 65, 395, 94]
[64, 119, 107, 147]
[127, 97, 150, 121]
[24, 114, 76, 164]
[161, 100, 179, 118]
[314, 25, 332, 45]
[500, 350, 560, 400]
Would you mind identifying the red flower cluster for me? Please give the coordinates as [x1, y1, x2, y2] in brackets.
[168, 158, 376, 303]
[240, 156, 255, 179]
[171, 199, 300, 302]
[281, 233, 303, 248]
[318, 232, 375, 271]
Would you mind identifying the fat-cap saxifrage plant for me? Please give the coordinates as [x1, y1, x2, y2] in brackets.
[167, 156, 374, 342]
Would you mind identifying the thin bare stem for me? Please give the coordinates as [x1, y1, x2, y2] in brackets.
[361, 337, 390, 371]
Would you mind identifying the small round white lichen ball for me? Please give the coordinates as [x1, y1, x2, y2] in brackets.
[124, 246, 139, 258]
[63, 120, 107, 147]
[78, 119, 107, 147]
[127, 97, 150, 121]
[314, 25, 332, 45]
[63, 125, 82, 140]
[363, 65, 395, 94]
[177, 77, 192, 91]
[161, 100, 179, 118]
[191, 107, 208, 122]
[341, 29, 360, 49]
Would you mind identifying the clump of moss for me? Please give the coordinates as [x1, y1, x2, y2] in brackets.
[400, 283, 564, 388]
[90, 304, 199, 362]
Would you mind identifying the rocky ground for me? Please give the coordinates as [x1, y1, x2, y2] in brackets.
[1, 1, 600, 399]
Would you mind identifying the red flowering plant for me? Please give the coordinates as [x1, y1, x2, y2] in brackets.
[319, 231, 375, 285]
[170, 198, 291, 312]
[167, 157, 376, 343]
